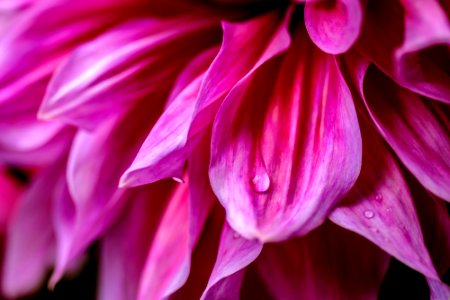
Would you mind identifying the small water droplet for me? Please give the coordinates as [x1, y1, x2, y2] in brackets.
[251, 172, 270, 193]
[375, 194, 383, 201]
[364, 210, 375, 219]
[171, 177, 184, 184]
[233, 232, 240, 239]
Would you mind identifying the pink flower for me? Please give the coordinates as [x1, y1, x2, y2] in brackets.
[0, 0, 449, 299]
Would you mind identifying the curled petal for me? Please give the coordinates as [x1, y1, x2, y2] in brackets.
[120, 47, 218, 187]
[256, 222, 389, 300]
[201, 223, 263, 300]
[39, 17, 220, 130]
[395, 0, 450, 103]
[210, 24, 361, 242]
[330, 119, 439, 279]
[189, 7, 292, 136]
[305, 0, 363, 54]
[363, 66, 450, 201]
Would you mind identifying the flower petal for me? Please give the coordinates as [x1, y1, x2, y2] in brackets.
[98, 181, 174, 300]
[395, 0, 450, 103]
[201, 223, 263, 300]
[39, 17, 220, 130]
[1, 162, 63, 297]
[305, 0, 363, 54]
[210, 23, 361, 242]
[120, 47, 218, 187]
[330, 119, 439, 279]
[362, 66, 450, 201]
[428, 278, 450, 300]
[189, 7, 292, 137]
[0, 0, 146, 113]
[256, 222, 389, 300]
[51, 99, 165, 282]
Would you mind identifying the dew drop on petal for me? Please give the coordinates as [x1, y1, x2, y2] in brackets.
[364, 210, 375, 219]
[251, 172, 270, 193]
[375, 193, 383, 201]
[172, 177, 184, 183]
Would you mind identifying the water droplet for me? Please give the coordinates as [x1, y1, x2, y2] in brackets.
[171, 177, 184, 184]
[375, 194, 383, 201]
[364, 210, 375, 219]
[233, 232, 240, 239]
[251, 172, 270, 193]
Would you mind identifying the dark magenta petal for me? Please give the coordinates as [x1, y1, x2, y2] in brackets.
[256, 222, 389, 299]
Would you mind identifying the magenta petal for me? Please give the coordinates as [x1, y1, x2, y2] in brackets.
[201, 223, 262, 300]
[1, 163, 64, 297]
[120, 47, 218, 187]
[428, 278, 450, 300]
[98, 182, 173, 300]
[305, 0, 363, 54]
[137, 183, 191, 299]
[51, 100, 164, 282]
[256, 222, 389, 300]
[210, 24, 361, 242]
[0, 0, 146, 112]
[330, 121, 439, 279]
[395, 0, 450, 103]
[362, 66, 450, 201]
[188, 8, 292, 136]
[39, 17, 220, 130]
[0, 168, 21, 233]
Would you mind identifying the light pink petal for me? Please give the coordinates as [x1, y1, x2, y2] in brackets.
[138, 133, 218, 298]
[201, 223, 263, 300]
[188, 8, 292, 137]
[428, 279, 450, 300]
[210, 23, 361, 242]
[362, 66, 450, 201]
[330, 120, 439, 279]
[120, 47, 218, 187]
[98, 181, 174, 300]
[256, 222, 390, 300]
[305, 0, 363, 54]
[395, 0, 450, 103]
[51, 99, 165, 283]
[0, 127, 74, 167]
[1, 162, 64, 297]
[0, 0, 147, 113]
[39, 17, 220, 130]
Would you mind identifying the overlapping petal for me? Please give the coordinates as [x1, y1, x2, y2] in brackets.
[256, 222, 389, 300]
[39, 16, 221, 130]
[210, 22, 361, 242]
[98, 181, 174, 300]
[120, 47, 218, 187]
[2, 162, 64, 297]
[330, 119, 439, 279]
